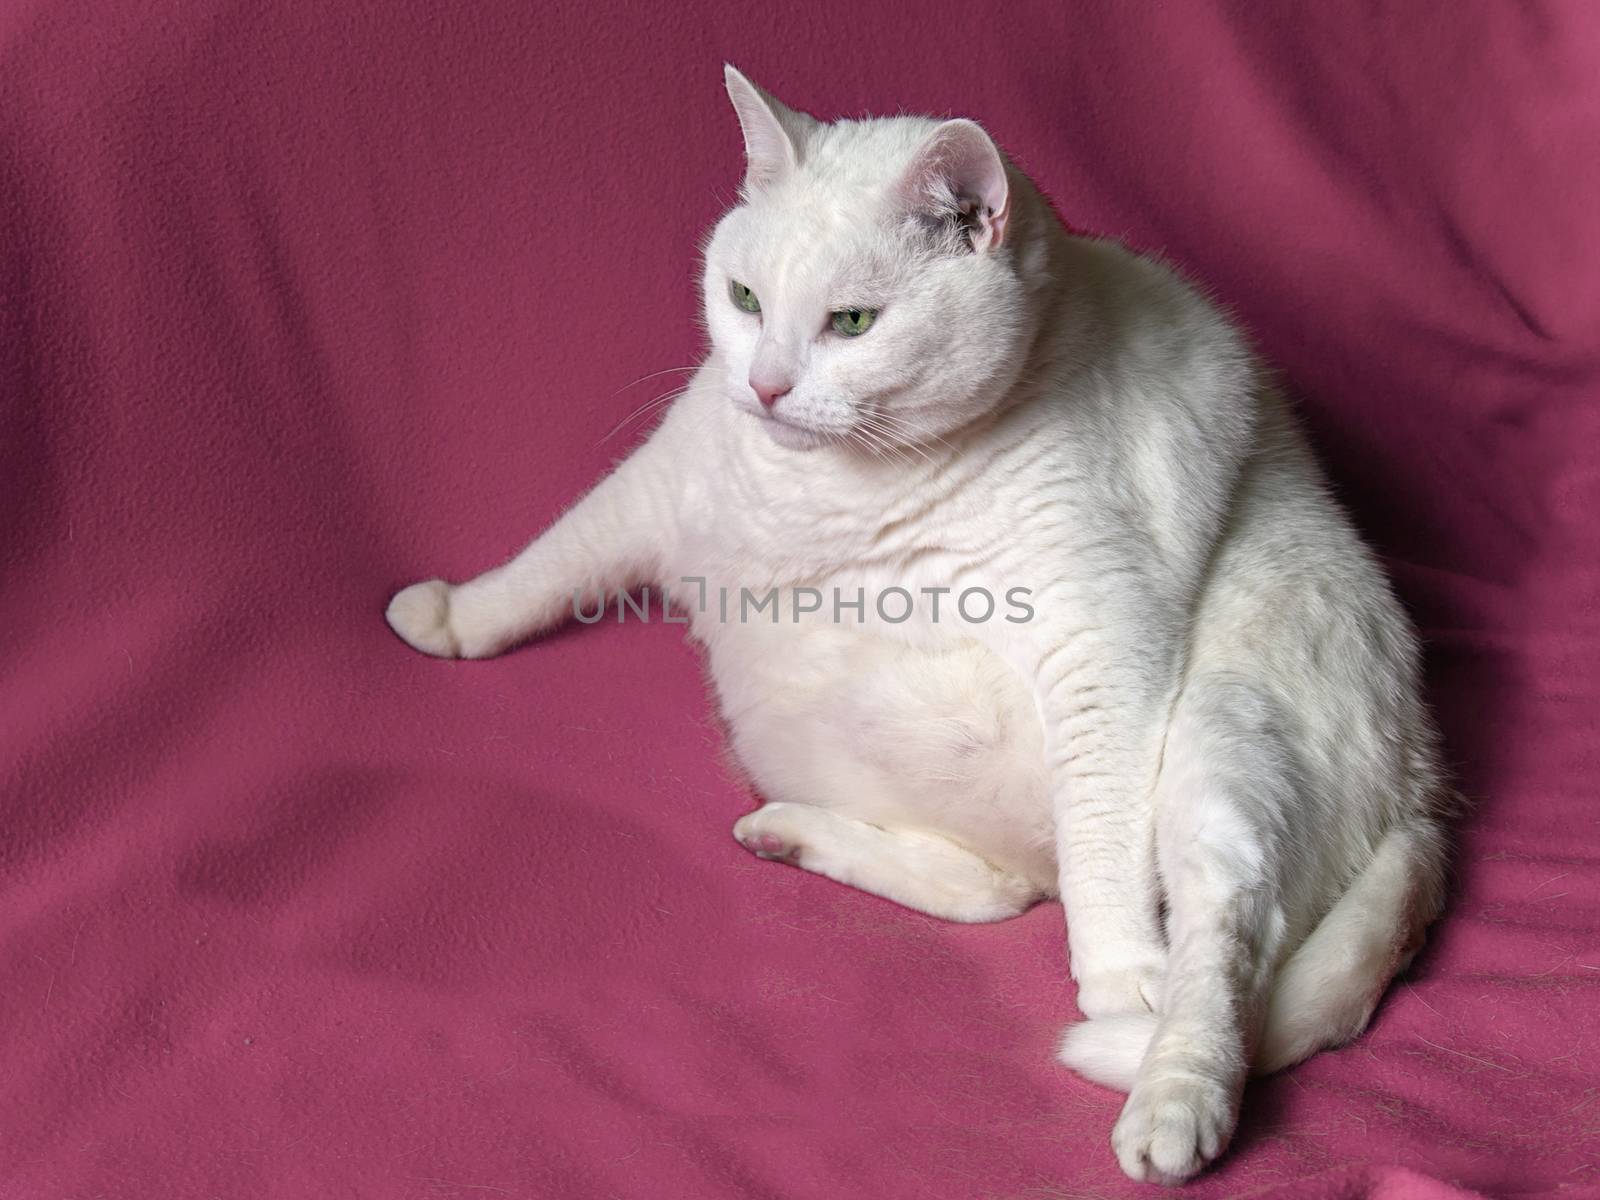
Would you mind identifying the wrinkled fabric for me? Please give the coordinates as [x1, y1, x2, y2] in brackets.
[2, 1, 1596, 1196]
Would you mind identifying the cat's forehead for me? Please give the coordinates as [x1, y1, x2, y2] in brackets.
[806, 116, 940, 185]
[743, 189, 882, 254]
[724, 198, 901, 299]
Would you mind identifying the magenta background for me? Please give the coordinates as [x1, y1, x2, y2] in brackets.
[3, 1, 1598, 1196]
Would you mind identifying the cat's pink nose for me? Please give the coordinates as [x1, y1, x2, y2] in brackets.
[749, 375, 791, 409]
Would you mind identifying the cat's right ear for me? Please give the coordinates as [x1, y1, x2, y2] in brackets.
[723, 65, 816, 193]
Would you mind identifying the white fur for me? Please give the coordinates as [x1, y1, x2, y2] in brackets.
[386, 66, 1450, 1184]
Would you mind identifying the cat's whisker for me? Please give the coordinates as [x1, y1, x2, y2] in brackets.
[599, 385, 695, 444]
[855, 411, 936, 466]
[865, 407, 956, 456]
[610, 365, 700, 394]
[851, 424, 895, 464]
[848, 416, 906, 465]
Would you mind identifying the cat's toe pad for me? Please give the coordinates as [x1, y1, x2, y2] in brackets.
[732, 808, 807, 864]
[744, 833, 790, 857]
[386, 580, 459, 658]
[1111, 1074, 1233, 1185]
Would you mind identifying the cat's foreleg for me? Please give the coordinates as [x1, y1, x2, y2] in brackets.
[1026, 612, 1174, 1019]
[387, 435, 676, 660]
[1049, 749, 1168, 1018]
[732, 803, 1042, 923]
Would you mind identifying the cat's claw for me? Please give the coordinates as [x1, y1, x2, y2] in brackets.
[1111, 1074, 1234, 1185]
[1076, 963, 1165, 1019]
[387, 579, 460, 659]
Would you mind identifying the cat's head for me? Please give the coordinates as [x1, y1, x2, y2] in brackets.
[703, 67, 1044, 454]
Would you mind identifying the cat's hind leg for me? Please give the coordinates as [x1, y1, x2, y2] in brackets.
[732, 803, 1043, 923]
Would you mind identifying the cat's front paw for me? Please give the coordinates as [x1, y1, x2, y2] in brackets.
[1075, 963, 1165, 1020]
[386, 579, 460, 658]
[1111, 1073, 1235, 1185]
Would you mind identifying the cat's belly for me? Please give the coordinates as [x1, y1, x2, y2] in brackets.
[703, 615, 1057, 891]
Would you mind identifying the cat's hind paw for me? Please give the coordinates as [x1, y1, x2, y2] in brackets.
[1111, 1074, 1234, 1185]
[732, 806, 806, 864]
[386, 579, 460, 659]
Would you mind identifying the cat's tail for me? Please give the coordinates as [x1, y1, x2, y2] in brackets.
[1057, 819, 1448, 1091]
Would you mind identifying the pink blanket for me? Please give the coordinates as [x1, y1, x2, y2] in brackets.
[3, 2, 1596, 1196]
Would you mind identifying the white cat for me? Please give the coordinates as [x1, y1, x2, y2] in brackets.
[386, 67, 1450, 1184]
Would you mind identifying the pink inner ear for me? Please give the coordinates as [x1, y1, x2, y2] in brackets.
[901, 120, 1011, 251]
[729, 95, 794, 189]
[724, 66, 806, 193]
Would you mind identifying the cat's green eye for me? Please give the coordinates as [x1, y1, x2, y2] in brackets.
[730, 280, 761, 314]
[831, 308, 877, 337]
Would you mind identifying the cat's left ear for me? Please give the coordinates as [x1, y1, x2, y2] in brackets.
[899, 120, 1011, 252]
[724, 65, 817, 193]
